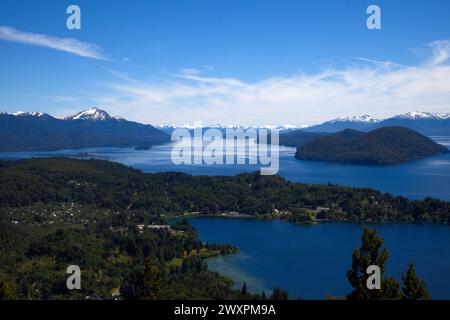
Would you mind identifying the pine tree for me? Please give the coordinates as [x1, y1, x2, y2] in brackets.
[347, 228, 401, 300]
[382, 277, 402, 300]
[241, 282, 248, 296]
[401, 262, 431, 300]
[270, 286, 289, 300]
[261, 290, 267, 300]
[136, 258, 164, 300]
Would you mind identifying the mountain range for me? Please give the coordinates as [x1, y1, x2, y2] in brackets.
[157, 111, 450, 136]
[0, 108, 170, 151]
[302, 114, 380, 132]
[0, 107, 449, 152]
[155, 123, 307, 134]
[302, 112, 450, 135]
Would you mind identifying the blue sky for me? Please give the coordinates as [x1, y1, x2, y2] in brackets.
[0, 0, 450, 125]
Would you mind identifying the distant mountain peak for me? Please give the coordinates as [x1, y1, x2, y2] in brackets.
[0, 107, 170, 151]
[2, 107, 124, 122]
[394, 111, 450, 120]
[5, 111, 48, 117]
[155, 123, 307, 131]
[330, 114, 379, 123]
[65, 107, 113, 121]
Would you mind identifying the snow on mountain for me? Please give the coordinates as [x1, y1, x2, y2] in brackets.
[155, 123, 307, 131]
[393, 111, 450, 120]
[3, 107, 448, 135]
[155, 123, 199, 130]
[5, 111, 50, 117]
[374, 111, 450, 135]
[2, 107, 130, 123]
[328, 114, 380, 123]
[303, 114, 380, 133]
[260, 124, 308, 131]
[65, 107, 113, 121]
[324, 112, 450, 123]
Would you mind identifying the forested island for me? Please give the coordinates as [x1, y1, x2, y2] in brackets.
[295, 126, 448, 165]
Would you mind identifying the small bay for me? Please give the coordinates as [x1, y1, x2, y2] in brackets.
[188, 217, 450, 300]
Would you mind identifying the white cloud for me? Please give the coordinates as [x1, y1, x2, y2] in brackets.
[0, 26, 107, 60]
[97, 40, 450, 126]
[427, 40, 450, 66]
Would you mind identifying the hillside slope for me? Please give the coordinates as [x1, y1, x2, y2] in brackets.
[296, 126, 448, 165]
[0, 157, 448, 223]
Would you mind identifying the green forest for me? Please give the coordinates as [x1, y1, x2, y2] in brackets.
[0, 157, 448, 224]
[0, 157, 444, 300]
[0, 217, 282, 299]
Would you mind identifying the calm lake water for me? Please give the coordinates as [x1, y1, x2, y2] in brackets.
[187, 217, 450, 300]
[0, 136, 449, 201]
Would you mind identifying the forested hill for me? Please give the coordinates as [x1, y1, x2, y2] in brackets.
[0, 157, 448, 223]
[296, 126, 448, 165]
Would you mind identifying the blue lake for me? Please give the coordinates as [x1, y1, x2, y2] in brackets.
[187, 217, 450, 300]
[0, 136, 449, 201]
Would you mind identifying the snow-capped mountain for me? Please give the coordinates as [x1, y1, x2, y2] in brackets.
[155, 123, 307, 134]
[12, 111, 49, 117]
[1, 107, 449, 150]
[0, 107, 170, 151]
[260, 124, 309, 131]
[0, 110, 52, 118]
[304, 114, 380, 132]
[374, 112, 450, 135]
[64, 107, 124, 121]
[392, 111, 450, 120]
[1, 108, 124, 121]
[328, 114, 380, 123]
[302, 111, 450, 135]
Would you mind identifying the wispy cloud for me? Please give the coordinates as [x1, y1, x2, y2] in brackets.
[0, 26, 107, 60]
[427, 40, 450, 66]
[0, 92, 78, 103]
[353, 57, 405, 68]
[97, 40, 450, 126]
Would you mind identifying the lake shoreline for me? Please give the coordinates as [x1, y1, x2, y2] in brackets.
[187, 217, 450, 299]
[163, 212, 449, 226]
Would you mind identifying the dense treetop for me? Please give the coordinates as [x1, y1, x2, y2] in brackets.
[0, 157, 448, 223]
